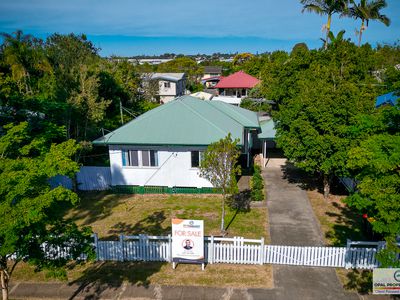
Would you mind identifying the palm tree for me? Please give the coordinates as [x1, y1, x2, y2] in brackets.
[300, 0, 349, 49]
[0, 30, 35, 94]
[320, 30, 347, 47]
[348, 0, 390, 47]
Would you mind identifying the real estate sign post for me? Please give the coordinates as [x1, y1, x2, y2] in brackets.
[171, 219, 204, 270]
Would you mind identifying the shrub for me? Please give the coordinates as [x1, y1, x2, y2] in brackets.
[251, 165, 264, 201]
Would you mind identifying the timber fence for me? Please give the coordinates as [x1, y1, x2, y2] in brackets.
[9, 235, 397, 269]
[91, 234, 394, 269]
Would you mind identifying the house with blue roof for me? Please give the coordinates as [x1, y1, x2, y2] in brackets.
[94, 95, 269, 189]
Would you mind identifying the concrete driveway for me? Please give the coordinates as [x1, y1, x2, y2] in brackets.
[263, 158, 359, 300]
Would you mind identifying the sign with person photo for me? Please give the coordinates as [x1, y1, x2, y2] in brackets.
[171, 219, 204, 267]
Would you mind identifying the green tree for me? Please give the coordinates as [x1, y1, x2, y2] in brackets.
[348, 0, 390, 47]
[345, 105, 399, 265]
[300, 0, 349, 49]
[274, 42, 377, 198]
[199, 134, 241, 233]
[0, 122, 93, 300]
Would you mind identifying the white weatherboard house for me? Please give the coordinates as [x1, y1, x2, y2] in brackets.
[93, 96, 261, 189]
[150, 73, 187, 103]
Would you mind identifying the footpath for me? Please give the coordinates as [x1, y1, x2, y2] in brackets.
[10, 159, 375, 299]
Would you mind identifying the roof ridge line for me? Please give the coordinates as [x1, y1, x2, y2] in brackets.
[204, 100, 243, 126]
[219, 102, 259, 126]
[180, 98, 230, 137]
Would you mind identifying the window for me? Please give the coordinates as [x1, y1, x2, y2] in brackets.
[191, 151, 203, 168]
[164, 82, 171, 88]
[142, 150, 158, 167]
[122, 150, 139, 166]
[122, 150, 158, 167]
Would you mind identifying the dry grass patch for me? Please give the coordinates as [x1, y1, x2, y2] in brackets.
[307, 190, 366, 246]
[307, 189, 372, 293]
[10, 261, 273, 289]
[10, 192, 272, 288]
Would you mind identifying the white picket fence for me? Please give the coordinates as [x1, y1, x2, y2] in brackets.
[92, 234, 393, 269]
[49, 166, 111, 191]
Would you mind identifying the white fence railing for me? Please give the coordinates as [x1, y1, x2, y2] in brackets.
[10, 234, 393, 269]
[91, 234, 394, 269]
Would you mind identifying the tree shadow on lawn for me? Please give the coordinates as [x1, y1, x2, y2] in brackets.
[66, 191, 131, 227]
[108, 211, 171, 238]
[68, 261, 164, 300]
[324, 201, 366, 246]
[225, 190, 251, 233]
[281, 162, 347, 195]
[343, 269, 372, 294]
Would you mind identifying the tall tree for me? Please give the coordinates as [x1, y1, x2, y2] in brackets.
[300, 0, 349, 49]
[273, 42, 377, 198]
[0, 122, 93, 300]
[199, 134, 241, 234]
[1, 30, 50, 95]
[348, 0, 390, 47]
[345, 105, 400, 266]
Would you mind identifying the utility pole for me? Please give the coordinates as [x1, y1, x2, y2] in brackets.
[119, 99, 124, 125]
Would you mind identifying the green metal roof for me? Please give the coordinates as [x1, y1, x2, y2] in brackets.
[93, 95, 260, 146]
[258, 119, 276, 140]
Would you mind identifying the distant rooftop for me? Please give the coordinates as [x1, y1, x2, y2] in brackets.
[204, 66, 222, 74]
[375, 91, 399, 108]
[215, 71, 260, 89]
[149, 73, 186, 82]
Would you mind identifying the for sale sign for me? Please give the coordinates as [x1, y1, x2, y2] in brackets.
[373, 268, 400, 294]
[172, 219, 204, 264]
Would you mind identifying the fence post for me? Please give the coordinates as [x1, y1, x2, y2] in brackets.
[259, 237, 265, 265]
[93, 233, 99, 261]
[119, 234, 124, 262]
[210, 236, 214, 264]
[168, 234, 172, 262]
[345, 239, 351, 269]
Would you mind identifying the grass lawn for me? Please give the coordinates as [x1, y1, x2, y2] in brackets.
[307, 190, 372, 294]
[10, 192, 272, 288]
[66, 192, 269, 240]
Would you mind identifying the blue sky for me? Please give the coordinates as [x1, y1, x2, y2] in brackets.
[0, 0, 399, 56]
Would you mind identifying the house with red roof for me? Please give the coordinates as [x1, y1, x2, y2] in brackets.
[214, 71, 260, 98]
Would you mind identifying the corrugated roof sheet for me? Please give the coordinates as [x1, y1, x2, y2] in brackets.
[258, 119, 276, 140]
[204, 66, 222, 73]
[215, 71, 260, 89]
[93, 95, 260, 146]
[150, 73, 185, 82]
[375, 91, 399, 107]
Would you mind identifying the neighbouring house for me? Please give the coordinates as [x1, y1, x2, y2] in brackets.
[375, 91, 399, 108]
[202, 76, 223, 89]
[142, 73, 187, 104]
[202, 66, 223, 88]
[215, 71, 260, 100]
[93, 95, 261, 189]
[203, 66, 223, 79]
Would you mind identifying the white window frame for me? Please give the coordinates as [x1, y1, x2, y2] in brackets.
[122, 150, 159, 168]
